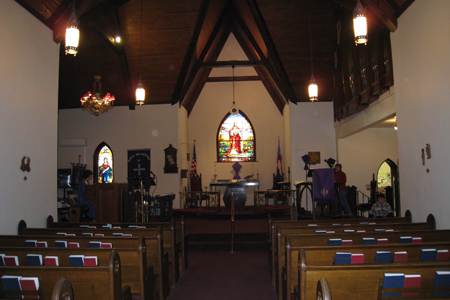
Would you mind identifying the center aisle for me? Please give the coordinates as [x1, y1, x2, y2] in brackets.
[167, 250, 277, 300]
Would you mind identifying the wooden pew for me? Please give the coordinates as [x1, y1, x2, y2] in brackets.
[273, 220, 436, 295]
[268, 210, 413, 248]
[26, 218, 181, 287]
[0, 245, 153, 300]
[0, 277, 74, 300]
[295, 250, 450, 300]
[0, 250, 131, 300]
[315, 278, 331, 300]
[285, 240, 450, 300]
[46, 215, 187, 275]
[268, 211, 417, 284]
[0, 234, 169, 300]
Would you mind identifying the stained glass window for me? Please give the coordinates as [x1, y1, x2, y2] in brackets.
[95, 142, 114, 183]
[217, 111, 256, 162]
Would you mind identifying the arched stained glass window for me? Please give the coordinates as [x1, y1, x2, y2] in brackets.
[217, 111, 256, 162]
[94, 142, 114, 183]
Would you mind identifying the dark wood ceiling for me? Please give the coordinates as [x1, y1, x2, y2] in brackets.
[16, 0, 414, 115]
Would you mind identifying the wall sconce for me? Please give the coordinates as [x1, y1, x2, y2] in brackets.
[353, 0, 368, 45]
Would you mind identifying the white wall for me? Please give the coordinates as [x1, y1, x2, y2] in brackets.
[391, 0, 450, 228]
[58, 105, 180, 205]
[338, 128, 398, 195]
[290, 102, 336, 210]
[0, 1, 59, 234]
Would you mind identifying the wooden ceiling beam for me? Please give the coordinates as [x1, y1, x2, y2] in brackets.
[239, 0, 297, 104]
[201, 60, 263, 68]
[172, 0, 212, 105]
[52, 0, 129, 44]
[178, 6, 231, 107]
[206, 76, 260, 82]
[363, 0, 397, 32]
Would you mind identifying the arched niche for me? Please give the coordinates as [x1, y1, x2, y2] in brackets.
[376, 158, 400, 216]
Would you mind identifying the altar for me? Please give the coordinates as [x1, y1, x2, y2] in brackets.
[210, 180, 259, 209]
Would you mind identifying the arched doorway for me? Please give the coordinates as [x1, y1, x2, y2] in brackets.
[376, 158, 400, 216]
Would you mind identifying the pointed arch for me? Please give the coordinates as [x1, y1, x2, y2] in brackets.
[94, 141, 114, 183]
[216, 110, 256, 162]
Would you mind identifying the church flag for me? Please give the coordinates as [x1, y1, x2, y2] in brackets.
[190, 144, 197, 174]
[313, 168, 335, 202]
[277, 138, 283, 175]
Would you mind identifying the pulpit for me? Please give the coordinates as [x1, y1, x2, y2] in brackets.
[85, 183, 128, 222]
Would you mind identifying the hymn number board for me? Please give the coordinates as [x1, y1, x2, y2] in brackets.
[164, 144, 178, 173]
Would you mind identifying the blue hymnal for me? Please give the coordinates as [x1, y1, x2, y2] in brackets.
[399, 236, 413, 244]
[24, 240, 37, 247]
[375, 251, 392, 263]
[433, 271, 450, 295]
[26, 254, 43, 266]
[328, 239, 342, 246]
[420, 248, 437, 261]
[375, 228, 386, 232]
[89, 241, 102, 248]
[54, 240, 67, 248]
[362, 237, 376, 245]
[382, 273, 405, 297]
[112, 233, 124, 236]
[315, 230, 326, 234]
[0, 254, 5, 266]
[1, 275, 22, 299]
[334, 252, 351, 265]
[82, 232, 93, 236]
[68, 255, 85, 266]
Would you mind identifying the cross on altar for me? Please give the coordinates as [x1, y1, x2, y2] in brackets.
[133, 162, 146, 176]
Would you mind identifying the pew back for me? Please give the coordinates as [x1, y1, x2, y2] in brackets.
[0, 250, 128, 300]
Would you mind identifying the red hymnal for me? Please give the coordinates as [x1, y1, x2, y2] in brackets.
[393, 251, 408, 263]
[4, 255, 19, 266]
[43, 256, 59, 266]
[101, 243, 112, 248]
[351, 253, 365, 264]
[20, 277, 40, 299]
[84, 256, 98, 266]
[437, 249, 450, 261]
[403, 274, 421, 296]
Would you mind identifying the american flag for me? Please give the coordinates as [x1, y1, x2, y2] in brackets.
[277, 139, 283, 175]
[190, 144, 197, 174]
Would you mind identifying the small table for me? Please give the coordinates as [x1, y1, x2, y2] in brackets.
[210, 181, 259, 209]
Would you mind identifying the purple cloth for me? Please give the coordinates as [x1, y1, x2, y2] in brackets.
[313, 168, 335, 202]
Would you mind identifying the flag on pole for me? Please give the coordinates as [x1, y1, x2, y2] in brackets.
[277, 138, 283, 175]
[190, 144, 197, 175]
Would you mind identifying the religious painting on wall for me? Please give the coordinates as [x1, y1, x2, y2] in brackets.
[94, 141, 114, 183]
[217, 111, 256, 162]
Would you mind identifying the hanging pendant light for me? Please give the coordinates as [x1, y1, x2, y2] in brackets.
[136, 0, 145, 105]
[229, 64, 239, 115]
[353, 0, 368, 45]
[308, 1, 318, 102]
[65, 1, 79, 56]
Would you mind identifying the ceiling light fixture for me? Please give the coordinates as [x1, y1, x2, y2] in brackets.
[229, 64, 239, 115]
[308, 1, 318, 102]
[353, 0, 368, 45]
[80, 75, 115, 116]
[65, 0, 79, 56]
[136, 0, 145, 105]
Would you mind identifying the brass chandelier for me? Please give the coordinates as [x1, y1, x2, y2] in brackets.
[80, 75, 115, 116]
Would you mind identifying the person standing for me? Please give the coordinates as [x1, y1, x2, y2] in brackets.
[77, 170, 95, 221]
[334, 164, 353, 216]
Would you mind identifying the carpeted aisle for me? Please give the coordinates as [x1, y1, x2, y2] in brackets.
[167, 250, 277, 300]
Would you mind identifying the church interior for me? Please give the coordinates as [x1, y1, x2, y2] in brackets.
[2, 0, 450, 299]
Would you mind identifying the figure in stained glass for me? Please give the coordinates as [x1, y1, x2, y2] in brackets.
[96, 144, 114, 183]
[217, 111, 255, 162]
